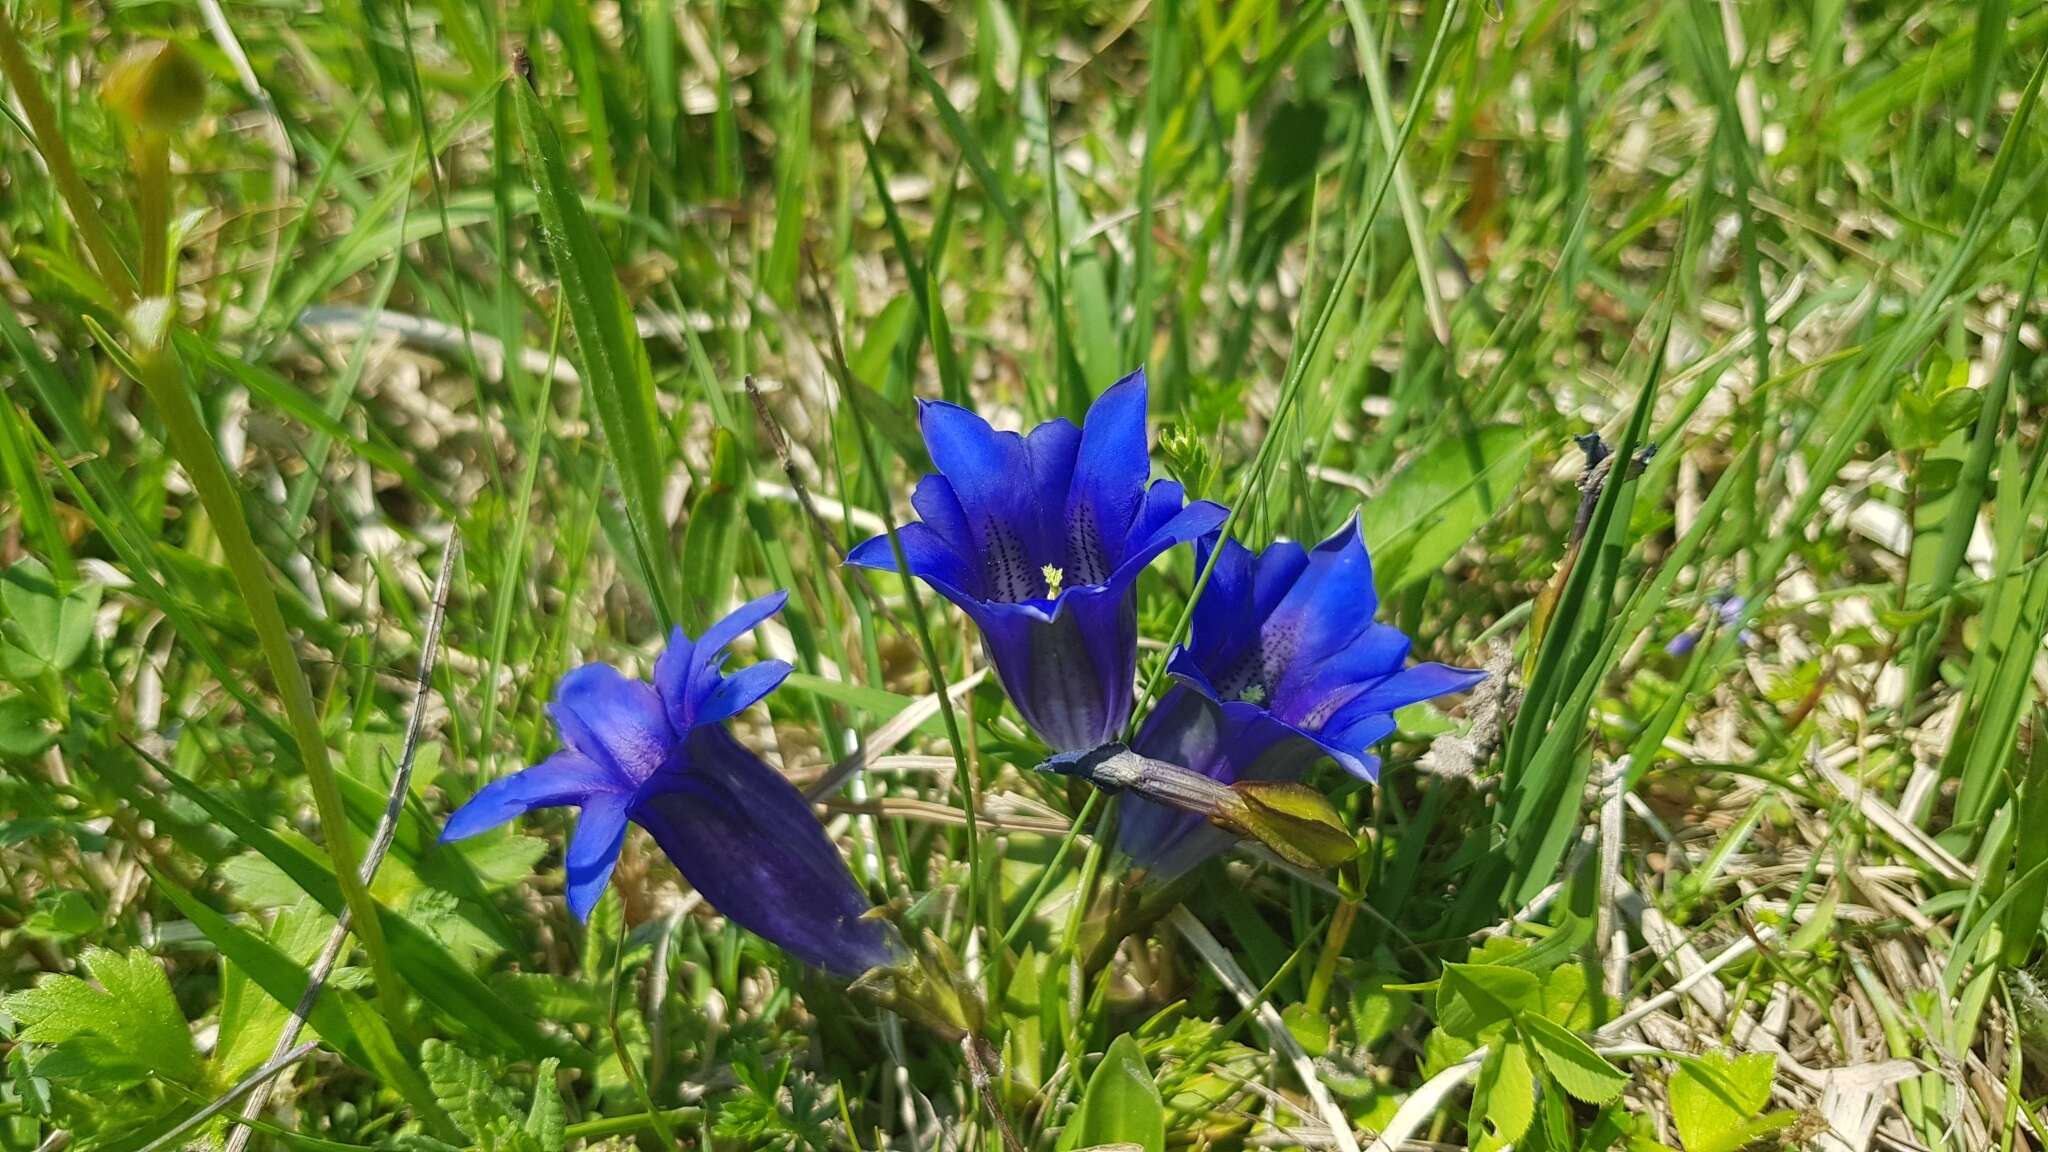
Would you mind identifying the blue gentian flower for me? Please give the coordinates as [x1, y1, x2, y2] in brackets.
[1115, 519, 1485, 878]
[440, 592, 895, 978]
[846, 368, 1227, 751]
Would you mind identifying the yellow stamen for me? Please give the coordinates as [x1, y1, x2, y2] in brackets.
[1042, 564, 1065, 599]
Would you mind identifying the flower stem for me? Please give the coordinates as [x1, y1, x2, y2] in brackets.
[0, 7, 136, 303]
[129, 338, 406, 1028]
[132, 132, 171, 296]
[1303, 898, 1358, 1017]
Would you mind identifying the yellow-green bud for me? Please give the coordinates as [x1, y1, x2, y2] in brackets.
[102, 41, 207, 134]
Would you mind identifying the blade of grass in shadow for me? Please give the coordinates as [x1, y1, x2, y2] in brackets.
[9, 408, 288, 748]
[809, 256, 998, 1022]
[1122, 0, 1177, 371]
[511, 65, 677, 628]
[855, 115, 965, 405]
[764, 21, 816, 305]
[478, 302, 565, 764]
[1679, 0, 1776, 570]
[391, 16, 507, 507]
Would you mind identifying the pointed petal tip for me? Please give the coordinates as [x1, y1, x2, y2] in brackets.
[742, 587, 791, 618]
[1185, 497, 1229, 533]
[1105, 364, 1148, 398]
[437, 818, 482, 845]
[843, 533, 896, 571]
[1334, 750, 1381, 783]
[1319, 513, 1369, 557]
[567, 885, 600, 923]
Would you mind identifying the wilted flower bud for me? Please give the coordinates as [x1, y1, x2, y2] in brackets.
[1038, 743, 1357, 872]
[102, 41, 206, 134]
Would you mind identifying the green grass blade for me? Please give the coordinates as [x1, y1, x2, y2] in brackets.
[511, 72, 677, 628]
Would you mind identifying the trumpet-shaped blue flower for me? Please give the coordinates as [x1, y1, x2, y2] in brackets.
[1116, 520, 1485, 878]
[440, 592, 895, 978]
[847, 368, 1226, 751]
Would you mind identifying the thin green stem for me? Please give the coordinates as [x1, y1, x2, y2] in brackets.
[0, 5, 136, 302]
[131, 339, 406, 1027]
[607, 900, 680, 1149]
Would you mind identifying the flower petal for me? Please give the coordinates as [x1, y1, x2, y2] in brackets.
[565, 793, 631, 921]
[440, 750, 623, 842]
[653, 591, 789, 731]
[1109, 483, 1228, 589]
[909, 473, 978, 567]
[692, 660, 794, 726]
[972, 585, 1135, 751]
[694, 589, 791, 668]
[1064, 369, 1151, 578]
[1308, 711, 1398, 782]
[552, 663, 675, 783]
[919, 400, 1045, 602]
[1248, 519, 1379, 695]
[1342, 662, 1488, 716]
[1275, 623, 1412, 729]
[1248, 537, 1312, 619]
[1025, 416, 1083, 569]
[846, 521, 981, 606]
[634, 728, 896, 976]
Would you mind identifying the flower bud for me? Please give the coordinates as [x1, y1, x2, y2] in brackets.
[102, 41, 206, 134]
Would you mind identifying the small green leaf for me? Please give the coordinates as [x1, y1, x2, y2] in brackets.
[0, 558, 101, 677]
[1436, 962, 1543, 1042]
[148, 866, 456, 1139]
[1059, 1034, 1164, 1152]
[20, 890, 96, 940]
[1349, 969, 1414, 1048]
[425, 1039, 521, 1150]
[1469, 1039, 1535, 1151]
[1519, 1012, 1629, 1104]
[1282, 1001, 1331, 1057]
[1670, 1052, 1793, 1152]
[0, 695, 57, 757]
[1358, 425, 1534, 594]
[851, 295, 916, 391]
[1, 947, 202, 1088]
[1002, 948, 1045, 1097]
[156, 763, 584, 1066]
[843, 376, 930, 471]
[1539, 960, 1597, 1029]
[524, 1058, 565, 1151]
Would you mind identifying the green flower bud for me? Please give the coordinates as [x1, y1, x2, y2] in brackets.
[102, 41, 206, 134]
